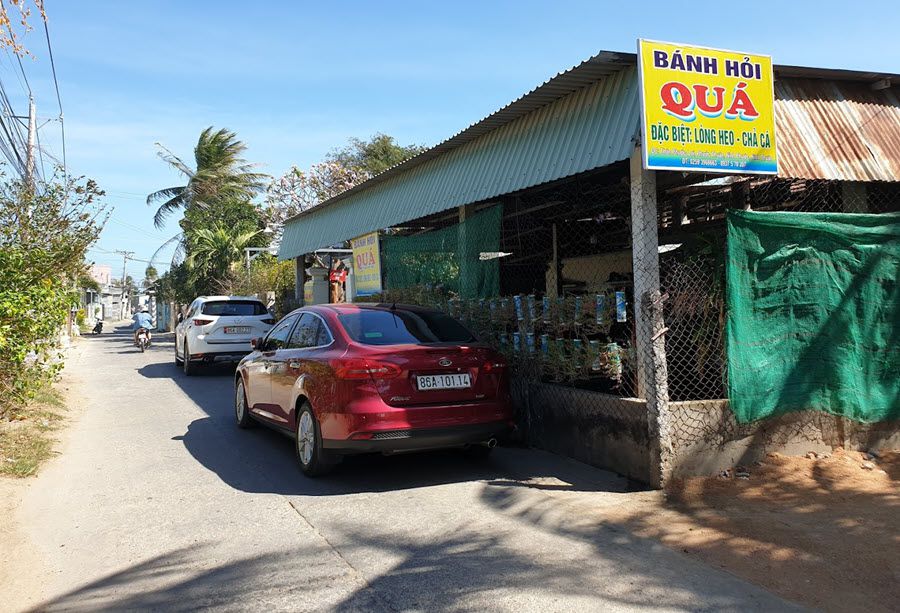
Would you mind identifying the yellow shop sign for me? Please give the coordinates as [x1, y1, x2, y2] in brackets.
[638, 39, 777, 174]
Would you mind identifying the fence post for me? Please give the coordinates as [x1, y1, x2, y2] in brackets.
[629, 144, 673, 489]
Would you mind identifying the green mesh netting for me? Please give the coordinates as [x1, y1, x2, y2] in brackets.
[381, 205, 502, 298]
[726, 209, 900, 423]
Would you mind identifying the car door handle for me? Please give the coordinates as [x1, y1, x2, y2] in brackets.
[288, 361, 301, 369]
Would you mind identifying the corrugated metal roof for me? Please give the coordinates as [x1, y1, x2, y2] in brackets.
[775, 78, 900, 181]
[279, 61, 640, 259]
[278, 49, 900, 260]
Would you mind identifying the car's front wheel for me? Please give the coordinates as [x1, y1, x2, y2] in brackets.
[295, 402, 338, 477]
[235, 377, 254, 428]
[175, 337, 184, 366]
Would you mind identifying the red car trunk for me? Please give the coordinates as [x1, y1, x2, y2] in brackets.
[351, 344, 505, 407]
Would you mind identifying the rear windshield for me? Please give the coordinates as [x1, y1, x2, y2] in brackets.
[338, 309, 476, 345]
[201, 301, 267, 316]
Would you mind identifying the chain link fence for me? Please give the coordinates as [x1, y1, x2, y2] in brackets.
[366, 168, 899, 483]
[658, 176, 899, 460]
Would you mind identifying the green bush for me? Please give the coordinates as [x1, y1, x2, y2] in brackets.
[0, 171, 105, 419]
[0, 248, 71, 417]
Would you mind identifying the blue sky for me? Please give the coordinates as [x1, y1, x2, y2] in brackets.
[8, 0, 899, 279]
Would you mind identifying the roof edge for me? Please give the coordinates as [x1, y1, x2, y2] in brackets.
[282, 49, 899, 226]
[283, 50, 636, 225]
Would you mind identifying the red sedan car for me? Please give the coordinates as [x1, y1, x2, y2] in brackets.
[234, 303, 514, 476]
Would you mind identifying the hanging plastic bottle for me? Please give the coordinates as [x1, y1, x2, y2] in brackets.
[595, 294, 606, 325]
[514, 295, 524, 322]
[590, 339, 601, 371]
[542, 296, 550, 324]
[607, 342, 622, 377]
[615, 291, 627, 323]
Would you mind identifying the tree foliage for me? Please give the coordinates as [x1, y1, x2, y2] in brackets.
[264, 133, 424, 227]
[148, 127, 269, 299]
[0, 0, 44, 57]
[230, 254, 296, 318]
[328, 133, 425, 177]
[0, 171, 105, 418]
[147, 127, 267, 229]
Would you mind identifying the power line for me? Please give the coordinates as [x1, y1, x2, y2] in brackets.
[3, 49, 28, 97]
[41, 16, 65, 178]
[14, 51, 30, 96]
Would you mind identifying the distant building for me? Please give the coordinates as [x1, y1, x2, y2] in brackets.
[90, 264, 112, 286]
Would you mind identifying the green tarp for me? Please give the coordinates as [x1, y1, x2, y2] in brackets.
[726, 209, 900, 423]
[381, 205, 502, 299]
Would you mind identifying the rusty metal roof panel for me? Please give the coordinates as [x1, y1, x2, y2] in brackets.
[775, 79, 900, 181]
[278, 50, 900, 260]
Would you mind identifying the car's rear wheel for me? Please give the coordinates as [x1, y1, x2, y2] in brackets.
[183, 342, 195, 376]
[234, 378, 254, 428]
[295, 402, 338, 477]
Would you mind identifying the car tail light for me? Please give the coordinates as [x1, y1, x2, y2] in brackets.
[481, 361, 507, 373]
[192, 318, 213, 326]
[331, 358, 402, 380]
[261, 318, 276, 325]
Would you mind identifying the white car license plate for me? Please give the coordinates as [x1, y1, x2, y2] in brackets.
[224, 326, 251, 334]
[417, 373, 471, 390]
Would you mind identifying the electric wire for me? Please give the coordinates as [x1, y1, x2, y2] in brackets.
[41, 16, 65, 178]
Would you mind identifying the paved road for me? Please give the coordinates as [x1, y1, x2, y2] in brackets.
[9, 326, 800, 611]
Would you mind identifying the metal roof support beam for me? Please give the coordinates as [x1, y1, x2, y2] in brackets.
[629, 144, 672, 489]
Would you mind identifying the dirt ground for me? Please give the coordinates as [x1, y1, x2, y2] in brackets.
[2, 341, 896, 611]
[603, 449, 899, 612]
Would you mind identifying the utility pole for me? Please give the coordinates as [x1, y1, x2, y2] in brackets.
[25, 95, 36, 186]
[115, 250, 134, 320]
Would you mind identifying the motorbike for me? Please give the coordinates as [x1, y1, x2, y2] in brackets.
[92, 320, 104, 334]
[136, 328, 152, 352]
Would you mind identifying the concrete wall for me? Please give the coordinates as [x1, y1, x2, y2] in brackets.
[513, 379, 650, 482]
[668, 399, 900, 479]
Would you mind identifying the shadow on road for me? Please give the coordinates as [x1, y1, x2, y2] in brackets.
[82, 330, 627, 498]
[32, 510, 795, 612]
[54, 326, 802, 611]
[30, 543, 353, 612]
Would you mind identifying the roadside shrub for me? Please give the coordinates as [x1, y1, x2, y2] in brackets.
[0, 171, 105, 419]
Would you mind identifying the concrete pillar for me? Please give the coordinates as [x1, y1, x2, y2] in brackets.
[842, 182, 868, 213]
[294, 256, 305, 306]
[458, 204, 476, 298]
[630, 145, 673, 489]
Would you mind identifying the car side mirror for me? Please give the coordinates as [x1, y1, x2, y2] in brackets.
[251, 337, 263, 350]
[177, 313, 184, 323]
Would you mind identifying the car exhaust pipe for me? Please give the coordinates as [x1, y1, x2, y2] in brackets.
[478, 438, 498, 449]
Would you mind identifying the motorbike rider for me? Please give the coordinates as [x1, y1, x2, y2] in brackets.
[132, 308, 154, 346]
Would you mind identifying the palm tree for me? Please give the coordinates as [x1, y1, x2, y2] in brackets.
[147, 127, 267, 229]
[185, 225, 262, 285]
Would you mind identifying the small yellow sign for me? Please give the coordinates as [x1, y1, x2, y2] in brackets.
[350, 232, 382, 297]
[638, 39, 777, 174]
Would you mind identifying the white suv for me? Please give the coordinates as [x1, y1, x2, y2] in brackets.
[175, 296, 275, 375]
